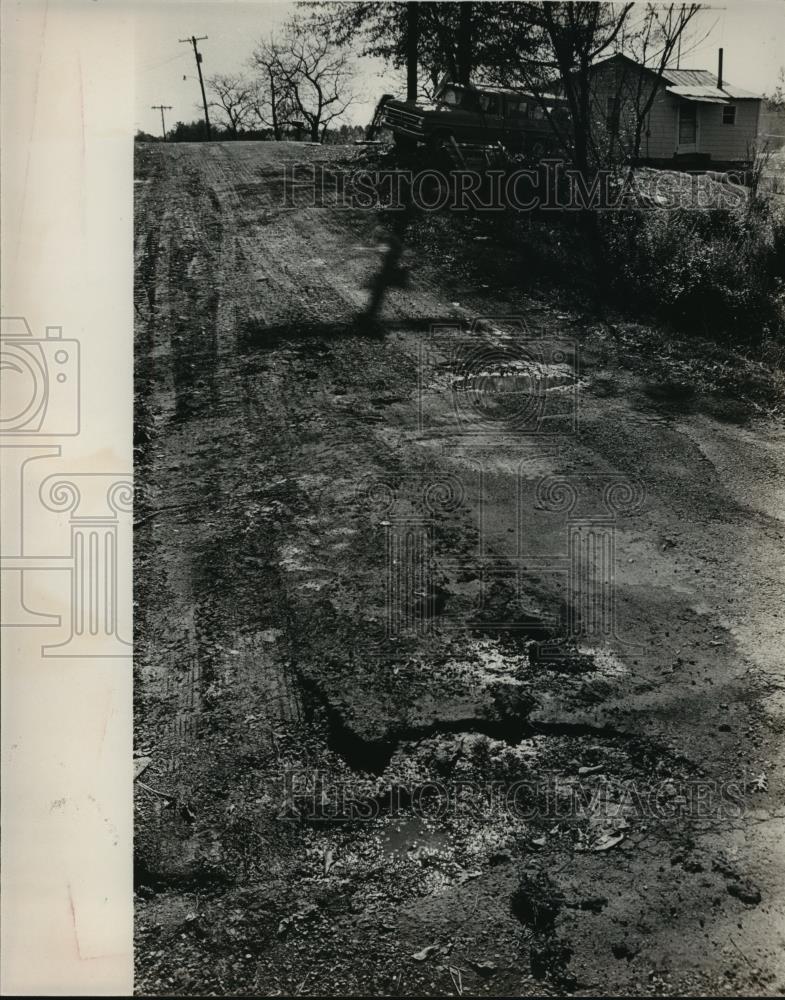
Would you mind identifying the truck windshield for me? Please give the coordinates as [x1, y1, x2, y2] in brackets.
[438, 87, 479, 111]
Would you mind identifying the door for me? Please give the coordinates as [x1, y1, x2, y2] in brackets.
[677, 101, 698, 153]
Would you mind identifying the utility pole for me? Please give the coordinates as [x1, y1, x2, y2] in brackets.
[151, 104, 172, 140]
[179, 35, 211, 140]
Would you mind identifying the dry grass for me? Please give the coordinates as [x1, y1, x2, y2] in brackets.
[757, 147, 785, 218]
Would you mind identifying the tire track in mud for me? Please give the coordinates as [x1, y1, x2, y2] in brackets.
[134, 143, 761, 778]
[135, 145, 312, 762]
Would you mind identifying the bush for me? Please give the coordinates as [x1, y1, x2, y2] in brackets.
[599, 192, 785, 343]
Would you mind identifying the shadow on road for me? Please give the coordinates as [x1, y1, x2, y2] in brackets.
[237, 315, 471, 352]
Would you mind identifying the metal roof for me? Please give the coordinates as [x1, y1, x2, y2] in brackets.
[662, 68, 760, 100]
[666, 85, 730, 104]
[661, 69, 718, 87]
[591, 56, 761, 100]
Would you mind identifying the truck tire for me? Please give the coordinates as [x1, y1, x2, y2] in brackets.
[427, 130, 452, 154]
[393, 132, 417, 153]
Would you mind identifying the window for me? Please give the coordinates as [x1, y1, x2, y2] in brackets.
[722, 104, 737, 125]
[606, 96, 620, 126]
[478, 93, 500, 114]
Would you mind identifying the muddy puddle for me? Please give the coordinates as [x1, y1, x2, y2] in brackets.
[380, 815, 452, 858]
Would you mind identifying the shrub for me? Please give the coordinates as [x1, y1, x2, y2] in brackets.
[599, 191, 785, 344]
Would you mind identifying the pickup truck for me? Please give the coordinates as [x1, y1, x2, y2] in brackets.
[380, 82, 570, 157]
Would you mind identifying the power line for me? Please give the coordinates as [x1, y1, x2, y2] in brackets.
[142, 50, 189, 72]
[178, 35, 212, 140]
[151, 104, 172, 140]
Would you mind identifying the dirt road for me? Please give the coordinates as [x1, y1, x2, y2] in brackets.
[134, 141, 785, 996]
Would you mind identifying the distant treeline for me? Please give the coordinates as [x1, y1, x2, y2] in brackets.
[135, 120, 369, 144]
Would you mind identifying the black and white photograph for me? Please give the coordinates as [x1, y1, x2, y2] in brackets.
[39, 0, 785, 994]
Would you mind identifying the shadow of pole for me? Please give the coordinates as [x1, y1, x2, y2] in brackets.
[358, 176, 418, 334]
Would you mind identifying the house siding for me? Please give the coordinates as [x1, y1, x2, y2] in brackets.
[586, 57, 760, 164]
[642, 88, 678, 159]
[588, 61, 677, 160]
[696, 99, 759, 159]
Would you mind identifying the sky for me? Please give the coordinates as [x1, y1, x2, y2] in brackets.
[133, 0, 394, 134]
[133, 0, 785, 136]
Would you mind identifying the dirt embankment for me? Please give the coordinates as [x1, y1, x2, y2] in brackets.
[134, 141, 785, 997]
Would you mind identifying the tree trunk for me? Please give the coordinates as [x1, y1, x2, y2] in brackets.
[406, 2, 419, 101]
[457, 2, 472, 86]
[269, 70, 281, 141]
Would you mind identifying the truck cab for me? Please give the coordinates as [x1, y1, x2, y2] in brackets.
[381, 82, 569, 157]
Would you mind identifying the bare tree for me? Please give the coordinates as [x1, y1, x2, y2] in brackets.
[482, 3, 702, 173]
[207, 74, 258, 136]
[251, 20, 358, 143]
[384, 64, 442, 104]
[602, 4, 703, 162]
[766, 66, 785, 108]
[526, 3, 635, 174]
[281, 22, 358, 141]
[251, 35, 296, 139]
